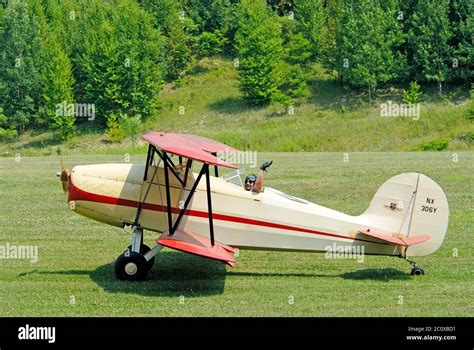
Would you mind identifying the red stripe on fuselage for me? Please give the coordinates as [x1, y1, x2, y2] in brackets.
[68, 182, 359, 242]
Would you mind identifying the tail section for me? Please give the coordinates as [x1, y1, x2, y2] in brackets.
[360, 173, 449, 256]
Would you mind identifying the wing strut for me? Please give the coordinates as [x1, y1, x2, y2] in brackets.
[132, 144, 157, 227]
[211, 152, 219, 177]
[136, 145, 218, 247]
[163, 150, 174, 234]
[170, 164, 206, 234]
[204, 164, 215, 246]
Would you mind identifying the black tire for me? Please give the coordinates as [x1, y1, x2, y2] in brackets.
[411, 266, 425, 276]
[126, 244, 155, 271]
[114, 251, 148, 281]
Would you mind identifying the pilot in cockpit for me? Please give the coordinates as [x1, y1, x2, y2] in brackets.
[244, 161, 272, 193]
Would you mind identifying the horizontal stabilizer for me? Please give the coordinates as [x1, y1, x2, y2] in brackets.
[157, 229, 236, 267]
[358, 229, 430, 247]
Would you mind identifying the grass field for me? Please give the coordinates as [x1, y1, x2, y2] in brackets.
[0, 152, 472, 316]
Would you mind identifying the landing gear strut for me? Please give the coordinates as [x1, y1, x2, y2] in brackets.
[400, 255, 425, 276]
[114, 226, 163, 281]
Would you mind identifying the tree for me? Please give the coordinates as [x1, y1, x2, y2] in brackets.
[294, 0, 325, 60]
[182, 0, 240, 56]
[235, 0, 283, 105]
[0, 0, 43, 133]
[448, 0, 473, 82]
[25, 0, 76, 139]
[40, 29, 75, 140]
[280, 18, 313, 66]
[408, 0, 451, 96]
[276, 17, 312, 102]
[74, 0, 162, 125]
[197, 30, 228, 58]
[41, 0, 81, 58]
[267, 0, 294, 15]
[141, 0, 193, 82]
[335, 0, 405, 101]
[319, 0, 343, 78]
[0, 3, 4, 29]
[0, 106, 17, 142]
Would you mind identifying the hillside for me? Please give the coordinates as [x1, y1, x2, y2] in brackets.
[0, 58, 472, 156]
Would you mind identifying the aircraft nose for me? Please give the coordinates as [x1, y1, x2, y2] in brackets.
[58, 156, 70, 192]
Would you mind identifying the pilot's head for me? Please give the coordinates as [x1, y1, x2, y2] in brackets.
[244, 174, 257, 191]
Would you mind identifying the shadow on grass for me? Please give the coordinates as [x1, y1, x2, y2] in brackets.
[341, 268, 410, 281]
[209, 97, 260, 115]
[308, 78, 470, 110]
[21, 136, 63, 149]
[227, 271, 340, 278]
[190, 63, 212, 76]
[229, 268, 410, 281]
[308, 79, 351, 111]
[20, 252, 227, 297]
[74, 120, 105, 135]
[18, 260, 410, 298]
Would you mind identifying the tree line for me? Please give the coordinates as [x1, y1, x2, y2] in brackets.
[0, 0, 472, 141]
[237, 0, 472, 104]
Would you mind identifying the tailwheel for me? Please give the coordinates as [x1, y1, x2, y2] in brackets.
[400, 255, 425, 277]
[411, 266, 425, 276]
[115, 250, 148, 281]
[126, 244, 155, 271]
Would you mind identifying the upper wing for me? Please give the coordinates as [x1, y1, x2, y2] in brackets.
[178, 133, 239, 153]
[358, 229, 430, 246]
[142, 132, 238, 169]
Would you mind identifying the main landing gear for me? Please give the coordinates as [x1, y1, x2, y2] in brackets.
[114, 226, 163, 281]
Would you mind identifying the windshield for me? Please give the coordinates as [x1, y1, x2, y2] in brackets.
[222, 168, 244, 187]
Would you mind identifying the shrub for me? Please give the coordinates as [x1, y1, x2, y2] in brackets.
[402, 81, 423, 104]
[418, 139, 449, 151]
[0, 128, 17, 142]
[0, 107, 17, 142]
[467, 84, 474, 120]
[119, 113, 142, 146]
[458, 132, 473, 144]
[105, 112, 126, 143]
[197, 30, 228, 57]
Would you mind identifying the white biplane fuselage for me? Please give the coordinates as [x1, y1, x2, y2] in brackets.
[68, 163, 448, 258]
[60, 132, 449, 280]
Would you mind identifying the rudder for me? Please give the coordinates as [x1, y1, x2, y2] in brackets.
[361, 173, 449, 256]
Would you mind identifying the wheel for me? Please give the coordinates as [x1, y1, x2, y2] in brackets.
[126, 244, 155, 271]
[114, 251, 148, 281]
[411, 266, 425, 276]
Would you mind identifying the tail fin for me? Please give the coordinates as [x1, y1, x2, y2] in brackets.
[361, 173, 449, 256]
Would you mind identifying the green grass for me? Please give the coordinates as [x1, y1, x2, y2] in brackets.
[1, 58, 472, 156]
[0, 152, 472, 316]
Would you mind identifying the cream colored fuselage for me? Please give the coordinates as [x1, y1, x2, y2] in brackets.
[68, 163, 448, 257]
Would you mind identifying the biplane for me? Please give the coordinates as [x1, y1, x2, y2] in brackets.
[58, 132, 449, 280]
